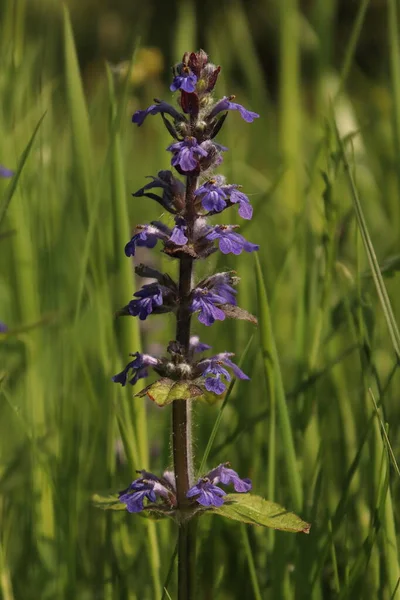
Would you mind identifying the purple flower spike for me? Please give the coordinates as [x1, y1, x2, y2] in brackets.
[170, 66, 198, 93]
[0, 321, 8, 333]
[167, 137, 208, 172]
[195, 179, 228, 212]
[197, 352, 249, 394]
[186, 479, 226, 507]
[207, 463, 252, 493]
[132, 101, 184, 126]
[206, 225, 259, 255]
[128, 283, 166, 320]
[112, 352, 159, 386]
[0, 166, 14, 178]
[119, 470, 174, 513]
[125, 223, 171, 257]
[209, 96, 259, 123]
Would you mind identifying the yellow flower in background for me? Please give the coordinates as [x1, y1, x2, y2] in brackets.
[113, 47, 164, 85]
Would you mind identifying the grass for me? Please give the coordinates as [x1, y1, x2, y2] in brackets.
[1, 0, 400, 598]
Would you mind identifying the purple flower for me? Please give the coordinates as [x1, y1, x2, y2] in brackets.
[132, 171, 185, 214]
[125, 223, 170, 257]
[190, 336, 212, 354]
[205, 225, 259, 255]
[119, 470, 175, 513]
[207, 463, 252, 493]
[187, 463, 251, 507]
[209, 96, 259, 123]
[0, 321, 7, 333]
[190, 273, 238, 326]
[112, 352, 159, 386]
[194, 176, 253, 219]
[170, 217, 188, 245]
[128, 283, 168, 320]
[229, 188, 253, 220]
[195, 179, 228, 212]
[206, 272, 238, 304]
[167, 137, 208, 172]
[191, 289, 227, 326]
[187, 479, 226, 507]
[0, 166, 13, 178]
[197, 352, 249, 394]
[170, 66, 198, 93]
[132, 101, 184, 127]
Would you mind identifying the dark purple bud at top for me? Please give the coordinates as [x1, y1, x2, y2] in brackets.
[119, 470, 175, 513]
[170, 65, 198, 93]
[186, 49, 209, 77]
[205, 225, 259, 255]
[209, 95, 259, 123]
[125, 223, 171, 257]
[0, 166, 14, 178]
[112, 352, 159, 387]
[132, 101, 185, 127]
[167, 137, 208, 173]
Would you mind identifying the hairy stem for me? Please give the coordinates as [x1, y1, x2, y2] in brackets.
[173, 174, 198, 599]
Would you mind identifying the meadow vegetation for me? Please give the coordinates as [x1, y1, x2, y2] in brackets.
[1, 1, 400, 598]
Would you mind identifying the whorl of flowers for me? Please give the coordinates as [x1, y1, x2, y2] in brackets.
[114, 50, 260, 513]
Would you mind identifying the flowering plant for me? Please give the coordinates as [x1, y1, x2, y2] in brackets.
[95, 50, 309, 598]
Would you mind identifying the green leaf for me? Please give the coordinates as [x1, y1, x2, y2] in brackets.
[136, 378, 204, 407]
[92, 493, 171, 521]
[210, 494, 310, 533]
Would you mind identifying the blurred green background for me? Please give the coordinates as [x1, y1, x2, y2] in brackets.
[2, 0, 400, 598]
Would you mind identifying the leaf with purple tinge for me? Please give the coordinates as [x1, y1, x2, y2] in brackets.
[136, 378, 204, 407]
[210, 494, 311, 533]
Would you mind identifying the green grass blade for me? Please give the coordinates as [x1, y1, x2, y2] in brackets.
[334, 119, 400, 359]
[255, 253, 303, 512]
[241, 525, 262, 600]
[335, 0, 370, 99]
[0, 112, 45, 229]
